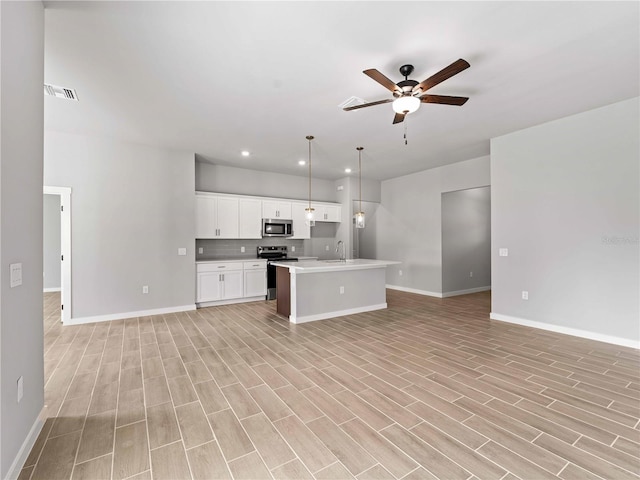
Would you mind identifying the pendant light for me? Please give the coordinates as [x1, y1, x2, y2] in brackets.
[304, 135, 315, 227]
[355, 146, 365, 229]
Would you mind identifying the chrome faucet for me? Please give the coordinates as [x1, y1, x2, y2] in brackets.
[336, 240, 345, 262]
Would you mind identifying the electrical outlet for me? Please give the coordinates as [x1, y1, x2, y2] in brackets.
[177, 247, 187, 256]
[522, 291, 528, 300]
[339, 286, 344, 294]
[17, 376, 23, 403]
[198, 247, 204, 255]
[399, 270, 403, 276]
[143, 285, 149, 294]
[470, 271, 473, 277]
[291, 246, 296, 252]
[499, 248, 509, 257]
[10, 263, 22, 288]
[241, 246, 245, 253]
[325, 245, 329, 251]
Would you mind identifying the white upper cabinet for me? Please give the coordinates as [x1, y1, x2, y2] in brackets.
[238, 198, 262, 239]
[195, 193, 239, 238]
[196, 192, 340, 239]
[316, 204, 341, 222]
[195, 194, 218, 238]
[290, 201, 311, 239]
[262, 200, 292, 219]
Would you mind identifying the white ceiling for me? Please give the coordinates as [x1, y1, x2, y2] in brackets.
[43, 1, 639, 181]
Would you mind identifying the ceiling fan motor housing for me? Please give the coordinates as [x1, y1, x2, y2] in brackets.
[395, 79, 419, 97]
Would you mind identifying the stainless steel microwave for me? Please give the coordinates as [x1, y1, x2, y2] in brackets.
[262, 218, 293, 237]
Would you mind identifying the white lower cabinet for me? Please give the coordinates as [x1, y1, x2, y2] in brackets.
[197, 260, 266, 305]
[244, 261, 267, 297]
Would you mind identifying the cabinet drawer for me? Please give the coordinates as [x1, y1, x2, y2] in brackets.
[243, 260, 267, 270]
[197, 262, 244, 273]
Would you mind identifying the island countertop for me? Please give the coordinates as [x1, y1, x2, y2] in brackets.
[270, 258, 399, 274]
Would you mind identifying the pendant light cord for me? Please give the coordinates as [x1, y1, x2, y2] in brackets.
[306, 136, 314, 210]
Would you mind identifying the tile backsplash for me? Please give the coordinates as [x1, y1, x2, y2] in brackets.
[196, 238, 306, 260]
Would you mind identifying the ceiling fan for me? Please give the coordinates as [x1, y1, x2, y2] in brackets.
[344, 59, 470, 124]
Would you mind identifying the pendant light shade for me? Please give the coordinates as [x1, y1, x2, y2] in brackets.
[355, 147, 365, 229]
[305, 135, 315, 227]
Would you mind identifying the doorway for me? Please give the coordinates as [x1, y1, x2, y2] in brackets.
[43, 186, 71, 323]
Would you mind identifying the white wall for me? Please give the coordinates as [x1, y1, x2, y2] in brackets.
[441, 186, 491, 295]
[196, 161, 337, 202]
[43, 194, 61, 290]
[0, 2, 45, 477]
[491, 97, 639, 346]
[44, 132, 196, 321]
[376, 156, 491, 295]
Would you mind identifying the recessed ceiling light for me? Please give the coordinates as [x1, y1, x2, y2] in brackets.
[241, 150, 250, 157]
[298, 160, 306, 165]
[345, 168, 352, 173]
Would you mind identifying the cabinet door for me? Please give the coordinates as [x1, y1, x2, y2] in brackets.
[323, 205, 341, 222]
[262, 200, 292, 219]
[244, 269, 266, 297]
[196, 272, 222, 302]
[195, 195, 218, 238]
[216, 196, 239, 238]
[221, 271, 243, 299]
[239, 198, 262, 239]
[290, 202, 310, 239]
[316, 204, 341, 222]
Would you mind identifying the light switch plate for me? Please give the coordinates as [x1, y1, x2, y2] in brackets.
[10, 263, 22, 288]
[499, 248, 509, 257]
[178, 248, 187, 256]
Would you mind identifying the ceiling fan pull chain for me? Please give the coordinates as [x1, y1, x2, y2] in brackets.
[404, 116, 408, 145]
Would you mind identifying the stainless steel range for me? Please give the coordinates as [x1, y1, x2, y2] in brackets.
[257, 246, 298, 300]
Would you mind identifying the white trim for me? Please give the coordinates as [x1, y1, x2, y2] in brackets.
[43, 287, 61, 293]
[64, 304, 196, 326]
[4, 406, 47, 480]
[197, 296, 266, 308]
[43, 186, 71, 323]
[490, 312, 640, 350]
[290, 303, 388, 324]
[386, 284, 443, 298]
[441, 286, 491, 298]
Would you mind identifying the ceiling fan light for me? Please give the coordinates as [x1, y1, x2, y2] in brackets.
[392, 95, 420, 114]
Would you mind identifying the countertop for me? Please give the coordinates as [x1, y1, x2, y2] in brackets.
[196, 256, 317, 264]
[270, 258, 400, 274]
[196, 257, 266, 264]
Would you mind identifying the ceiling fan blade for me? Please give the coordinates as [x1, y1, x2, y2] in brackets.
[343, 98, 393, 111]
[415, 59, 470, 94]
[392, 112, 405, 124]
[420, 94, 469, 106]
[363, 69, 400, 93]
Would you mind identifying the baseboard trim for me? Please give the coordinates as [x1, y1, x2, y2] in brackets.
[490, 312, 640, 349]
[64, 304, 197, 326]
[291, 303, 388, 324]
[442, 286, 491, 298]
[197, 296, 266, 308]
[43, 288, 61, 293]
[4, 406, 47, 480]
[386, 284, 443, 298]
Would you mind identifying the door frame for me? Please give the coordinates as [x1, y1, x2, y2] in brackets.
[43, 186, 72, 323]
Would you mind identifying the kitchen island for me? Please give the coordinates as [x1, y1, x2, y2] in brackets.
[271, 259, 400, 323]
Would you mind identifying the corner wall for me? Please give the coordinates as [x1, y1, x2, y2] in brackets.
[377, 156, 490, 295]
[0, 2, 45, 477]
[44, 132, 196, 322]
[491, 97, 639, 346]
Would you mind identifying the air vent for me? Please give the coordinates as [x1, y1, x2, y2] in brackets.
[44, 84, 78, 101]
[338, 96, 364, 109]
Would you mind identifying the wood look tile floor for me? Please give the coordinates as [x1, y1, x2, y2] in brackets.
[22, 290, 640, 480]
